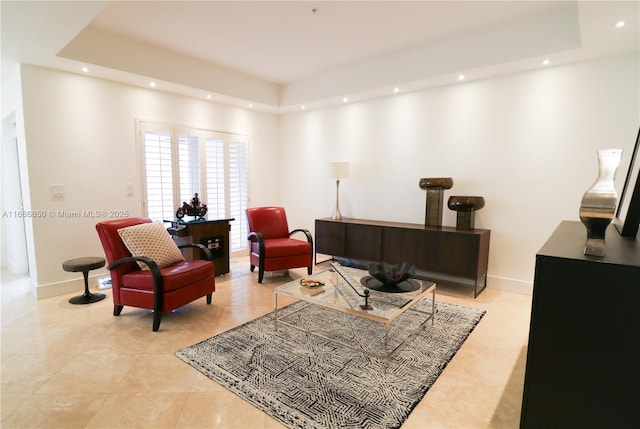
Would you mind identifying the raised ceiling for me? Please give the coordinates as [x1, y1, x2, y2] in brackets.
[87, 1, 575, 84]
[2, 1, 639, 112]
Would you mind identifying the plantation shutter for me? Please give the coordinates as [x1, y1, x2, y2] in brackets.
[228, 139, 248, 252]
[142, 129, 174, 222]
[177, 134, 200, 205]
[205, 136, 226, 219]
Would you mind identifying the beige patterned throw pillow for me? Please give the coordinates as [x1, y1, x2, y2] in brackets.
[117, 222, 185, 270]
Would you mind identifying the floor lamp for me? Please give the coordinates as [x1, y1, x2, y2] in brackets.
[329, 162, 350, 221]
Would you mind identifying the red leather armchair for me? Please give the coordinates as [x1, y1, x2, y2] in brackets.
[96, 217, 215, 331]
[246, 207, 313, 283]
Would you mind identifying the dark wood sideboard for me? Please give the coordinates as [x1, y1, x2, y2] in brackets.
[315, 217, 490, 297]
[520, 221, 640, 428]
[168, 219, 234, 275]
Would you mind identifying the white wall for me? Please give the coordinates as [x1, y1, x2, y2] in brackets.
[18, 65, 280, 298]
[279, 53, 640, 294]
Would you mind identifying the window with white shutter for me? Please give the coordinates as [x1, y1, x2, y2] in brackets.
[177, 134, 200, 206]
[228, 139, 249, 252]
[140, 126, 174, 222]
[137, 121, 249, 253]
[205, 137, 226, 219]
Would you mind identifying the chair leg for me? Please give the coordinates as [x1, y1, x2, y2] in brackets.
[206, 293, 212, 304]
[113, 305, 123, 316]
[250, 264, 255, 272]
[307, 266, 313, 275]
[152, 311, 162, 332]
[258, 267, 264, 283]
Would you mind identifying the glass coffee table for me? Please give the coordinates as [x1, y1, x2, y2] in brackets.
[274, 262, 436, 358]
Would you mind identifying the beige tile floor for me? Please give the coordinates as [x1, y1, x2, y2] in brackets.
[1, 257, 532, 428]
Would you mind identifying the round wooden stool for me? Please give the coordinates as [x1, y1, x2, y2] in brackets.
[62, 257, 107, 304]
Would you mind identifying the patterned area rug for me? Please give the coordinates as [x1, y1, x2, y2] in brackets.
[176, 299, 485, 429]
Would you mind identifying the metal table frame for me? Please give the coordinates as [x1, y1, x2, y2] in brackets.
[274, 267, 436, 359]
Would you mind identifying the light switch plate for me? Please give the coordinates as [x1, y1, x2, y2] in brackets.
[51, 184, 64, 198]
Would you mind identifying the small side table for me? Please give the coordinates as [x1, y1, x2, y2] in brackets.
[63, 257, 107, 305]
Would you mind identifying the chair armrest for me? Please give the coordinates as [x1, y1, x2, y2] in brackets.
[178, 243, 214, 261]
[107, 256, 163, 316]
[290, 228, 313, 245]
[247, 232, 265, 254]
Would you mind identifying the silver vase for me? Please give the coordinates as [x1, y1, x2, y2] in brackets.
[579, 148, 623, 256]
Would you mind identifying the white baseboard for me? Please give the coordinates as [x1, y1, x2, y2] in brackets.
[487, 275, 533, 295]
[35, 274, 106, 300]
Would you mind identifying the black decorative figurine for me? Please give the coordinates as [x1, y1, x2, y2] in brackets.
[176, 192, 208, 220]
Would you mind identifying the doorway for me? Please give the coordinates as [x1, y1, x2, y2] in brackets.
[1, 112, 29, 275]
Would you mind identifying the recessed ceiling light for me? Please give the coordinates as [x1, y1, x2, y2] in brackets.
[542, 59, 550, 65]
[343, 97, 348, 103]
[149, 81, 156, 88]
[301, 105, 306, 110]
[394, 87, 400, 93]
[458, 74, 465, 81]
[81, 66, 89, 73]
[248, 103, 253, 108]
[207, 94, 212, 99]
[616, 20, 625, 28]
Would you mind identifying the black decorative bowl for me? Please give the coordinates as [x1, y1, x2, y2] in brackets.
[369, 262, 415, 285]
[360, 262, 420, 293]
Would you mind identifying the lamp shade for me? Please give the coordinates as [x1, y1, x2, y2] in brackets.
[329, 162, 350, 179]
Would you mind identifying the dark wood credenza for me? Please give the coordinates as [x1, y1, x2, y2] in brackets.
[520, 221, 640, 428]
[315, 217, 490, 296]
[168, 218, 233, 275]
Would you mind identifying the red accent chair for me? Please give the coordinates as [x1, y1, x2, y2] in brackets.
[246, 207, 313, 283]
[95, 217, 215, 331]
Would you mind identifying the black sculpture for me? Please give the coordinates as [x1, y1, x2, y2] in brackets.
[176, 193, 208, 219]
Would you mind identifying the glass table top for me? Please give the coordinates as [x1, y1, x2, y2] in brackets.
[275, 263, 435, 325]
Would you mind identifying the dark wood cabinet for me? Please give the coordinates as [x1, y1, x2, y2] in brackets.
[168, 219, 233, 275]
[345, 223, 382, 262]
[315, 217, 490, 296]
[315, 220, 345, 256]
[520, 221, 640, 428]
